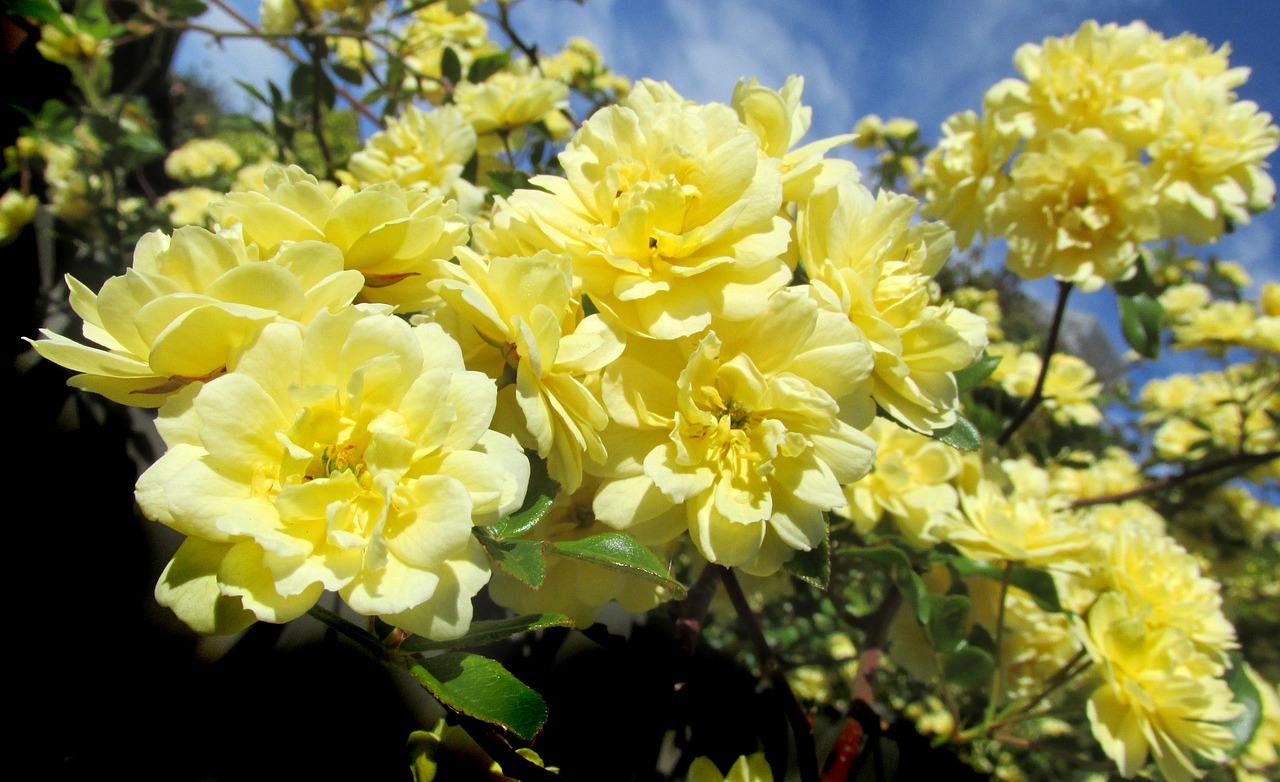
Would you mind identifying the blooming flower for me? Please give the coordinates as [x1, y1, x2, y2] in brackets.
[988, 129, 1159, 284]
[1081, 591, 1243, 782]
[799, 174, 988, 433]
[137, 306, 529, 638]
[476, 91, 792, 340]
[430, 248, 624, 492]
[591, 289, 875, 575]
[685, 753, 773, 782]
[213, 164, 469, 311]
[164, 139, 243, 184]
[30, 225, 363, 406]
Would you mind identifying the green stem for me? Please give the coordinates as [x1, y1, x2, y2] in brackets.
[984, 561, 1014, 727]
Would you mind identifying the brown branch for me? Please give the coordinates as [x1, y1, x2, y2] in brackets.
[997, 279, 1073, 447]
[1071, 449, 1280, 509]
[721, 567, 820, 782]
[195, 0, 383, 128]
[675, 563, 722, 654]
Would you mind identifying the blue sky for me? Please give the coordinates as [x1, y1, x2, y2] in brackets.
[177, 1, 1280, 291]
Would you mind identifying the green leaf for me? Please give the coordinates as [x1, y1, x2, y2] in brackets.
[467, 51, 511, 83]
[291, 64, 336, 111]
[950, 558, 1064, 614]
[1222, 653, 1263, 759]
[330, 61, 365, 86]
[440, 46, 463, 86]
[8, 0, 71, 33]
[156, 0, 208, 19]
[954, 351, 1002, 394]
[924, 594, 970, 655]
[1118, 291, 1163, 359]
[121, 130, 166, 160]
[34, 99, 77, 145]
[551, 533, 686, 599]
[932, 415, 982, 452]
[234, 79, 271, 109]
[489, 455, 558, 539]
[408, 652, 548, 742]
[785, 529, 831, 590]
[400, 613, 575, 653]
[487, 170, 534, 199]
[475, 533, 547, 588]
[942, 646, 994, 689]
[845, 545, 928, 623]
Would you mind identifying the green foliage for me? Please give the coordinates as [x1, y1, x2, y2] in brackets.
[409, 653, 548, 743]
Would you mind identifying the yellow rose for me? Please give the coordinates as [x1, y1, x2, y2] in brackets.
[213, 164, 469, 311]
[591, 289, 875, 575]
[30, 225, 363, 406]
[138, 306, 529, 637]
[477, 94, 792, 340]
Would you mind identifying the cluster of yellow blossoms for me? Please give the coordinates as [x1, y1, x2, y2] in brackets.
[30, 72, 987, 641]
[921, 20, 1279, 288]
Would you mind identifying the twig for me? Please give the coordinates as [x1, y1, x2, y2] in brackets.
[675, 563, 721, 654]
[984, 562, 1014, 727]
[997, 279, 1073, 446]
[1071, 449, 1280, 508]
[721, 567, 820, 782]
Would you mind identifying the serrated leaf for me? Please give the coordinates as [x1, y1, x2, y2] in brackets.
[949, 558, 1064, 614]
[9, 0, 71, 32]
[551, 533, 686, 599]
[400, 613, 574, 653]
[476, 533, 547, 588]
[925, 594, 970, 655]
[490, 456, 558, 539]
[785, 530, 830, 589]
[1222, 654, 1263, 759]
[943, 646, 994, 689]
[933, 415, 982, 452]
[954, 352, 1002, 394]
[409, 652, 548, 742]
[1118, 291, 1163, 359]
[440, 46, 462, 86]
[467, 51, 510, 83]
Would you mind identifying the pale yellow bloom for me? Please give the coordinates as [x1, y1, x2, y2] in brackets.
[1049, 447, 1142, 500]
[30, 225, 363, 406]
[1150, 71, 1279, 245]
[1103, 525, 1237, 666]
[919, 109, 1018, 248]
[943, 475, 1091, 569]
[1081, 591, 1243, 782]
[0, 189, 37, 246]
[685, 753, 773, 782]
[37, 14, 110, 65]
[341, 104, 483, 215]
[799, 174, 987, 432]
[989, 129, 1159, 284]
[477, 93, 792, 340]
[213, 164, 468, 311]
[430, 248, 624, 492]
[165, 139, 242, 184]
[159, 186, 220, 227]
[732, 75, 856, 202]
[138, 306, 529, 638]
[1262, 282, 1280, 317]
[838, 417, 962, 547]
[989, 343, 1104, 427]
[453, 71, 569, 137]
[591, 289, 876, 575]
[398, 4, 497, 100]
[989, 20, 1168, 148]
[1159, 282, 1212, 321]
